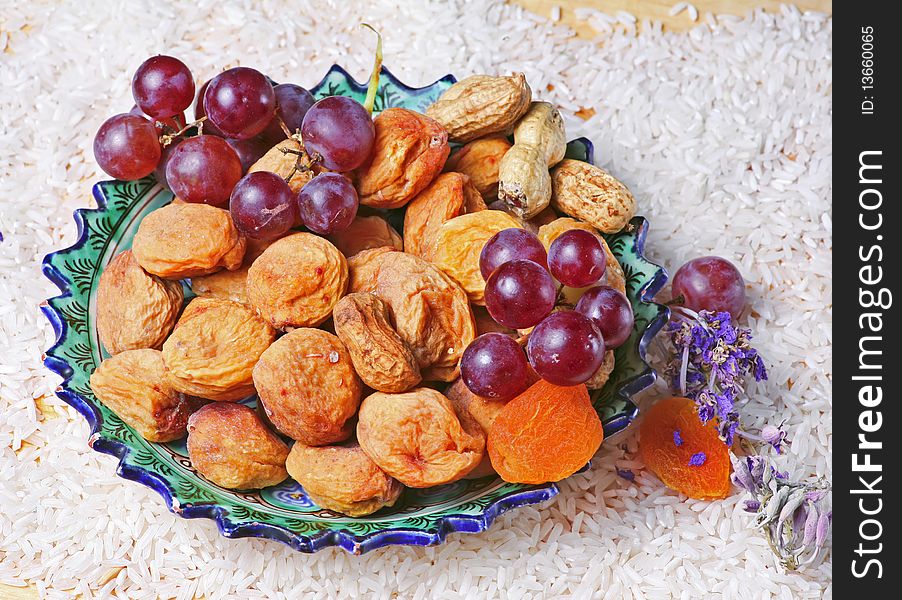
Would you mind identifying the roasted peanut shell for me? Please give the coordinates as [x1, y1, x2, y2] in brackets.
[253, 328, 362, 446]
[443, 135, 513, 198]
[333, 293, 421, 393]
[246, 233, 348, 329]
[89, 349, 202, 442]
[425, 73, 531, 143]
[348, 249, 476, 381]
[97, 250, 183, 355]
[132, 202, 246, 279]
[427, 210, 524, 304]
[187, 402, 289, 489]
[285, 443, 403, 517]
[551, 159, 636, 233]
[326, 215, 403, 258]
[498, 143, 552, 220]
[357, 388, 485, 487]
[585, 350, 616, 390]
[513, 102, 566, 167]
[403, 172, 486, 258]
[355, 108, 450, 209]
[162, 297, 276, 401]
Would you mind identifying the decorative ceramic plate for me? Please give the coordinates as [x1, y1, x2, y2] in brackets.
[42, 66, 669, 554]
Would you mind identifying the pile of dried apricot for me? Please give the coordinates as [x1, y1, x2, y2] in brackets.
[88, 53, 642, 516]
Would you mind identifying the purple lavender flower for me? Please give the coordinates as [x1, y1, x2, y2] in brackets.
[673, 429, 684, 447]
[688, 452, 706, 466]
[761, 424, 788, 454]
[665, 308, 767, 445]
[731, 454, 831, 570]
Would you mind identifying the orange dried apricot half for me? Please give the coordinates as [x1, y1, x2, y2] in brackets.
[639, 396, 731, 500]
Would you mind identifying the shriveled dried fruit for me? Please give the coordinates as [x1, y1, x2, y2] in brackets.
[90, 349, 201, 442]
[190, 237, 274, 304]
[425, 73, 531, 143]
[443, 135, 512, 198]
[551, 159, 636, 233]
[639, 396, 731, 500]
[428, 210, 524, 305]
[162, 297, 276, 401]
[348, 249, 475, 381]
[326, 215, 403, 258]
[97, 250, 183, 355]
[248, 137, 315, 194]
[472, 305, 517, 338]
[513, 102, 566, 167]
[285, 443, 402, 517]
[187, 402, 289, 490]
[246, 232, 348, 329]
[357, 388, 485, 487]
[403, 172, 486, 258]
[498, 144, 551, 220]
[253, 328, 362, 445]
[445, 377, 507, 434]
[537, 217, 626, 295]
[132, 202, 246, 279]
[333, 292, 421, 393]
[355, 108, 449, 209]
[488, 380, 604, 484]
[585, 350, 615, 390]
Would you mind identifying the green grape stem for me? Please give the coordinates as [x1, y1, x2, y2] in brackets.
[361, 23, 383, 114]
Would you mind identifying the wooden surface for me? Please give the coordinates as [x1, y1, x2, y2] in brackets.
[8, 3, 829, 597]
[512, 0, 832, 35]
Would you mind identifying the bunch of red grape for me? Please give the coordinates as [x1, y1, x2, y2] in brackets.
[93, 55, 376, 241]
[460, 228, 635, 399]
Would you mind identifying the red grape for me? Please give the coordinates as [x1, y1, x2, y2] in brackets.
[203, 67, 275, 140]
[230, 172, 297, 239]
[153, 136, 185, 189]
[671, 256, 746, 317]
[301, 96, 375, 171]
[261, 83, 315, 143]
[479, 228, 548, 279]
[194, 79, 225, 136]
[460, 333, 530, 400]
[484, 260, 556, 329]
[548, 229, 606, 288]
[526, 310, 605, 386]
[297, 173, 359, 234]
[575, 285, 634, 349]
[132, 55, 195, 119]
[225, 136, 271, 173]
[165, 135, 242, 206]
[93, 114, 161, 180]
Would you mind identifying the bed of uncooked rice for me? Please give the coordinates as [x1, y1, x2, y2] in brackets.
[0, 1, 831, 598]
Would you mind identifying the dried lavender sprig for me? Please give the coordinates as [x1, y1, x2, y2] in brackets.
[664, 307, 769, 446]
[731, 454, 831, 570]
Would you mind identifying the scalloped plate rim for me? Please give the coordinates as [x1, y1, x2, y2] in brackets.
[40, 64, 667, 555]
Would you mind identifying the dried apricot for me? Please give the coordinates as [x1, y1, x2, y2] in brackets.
[246, 232, 348, 329]
[326, 215, 403, 258]
[639, 397, 731, 500]
[187, 402, 289, 490]
[403, 172, 486, 258]
[132, 202, 246, 279]
[190, 237, 274, 304]
[487, 380, 603, 484]
[355, 108, 450, 209]
[428, 210, 524, 304]
[357, 388, 485, 487]
[162, 297, 276, 401]
[253, 328, 362, 446]
[97, 250, 183, 355]
[443, 135, 512, 199]
[285, 443, 402, 517]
